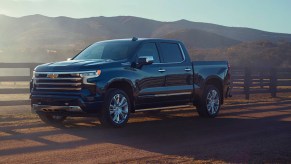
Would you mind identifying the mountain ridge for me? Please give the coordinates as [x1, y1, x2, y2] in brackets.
[1, 14, 291, 46]
[1, 14, 291, 65]
[1, 14, 291, 36]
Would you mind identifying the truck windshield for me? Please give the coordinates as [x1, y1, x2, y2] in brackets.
[74, 41, 138, 61]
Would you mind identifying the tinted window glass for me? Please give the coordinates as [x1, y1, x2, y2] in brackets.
[137, 43, 160, 63]
[74, 41, 138, 61]
[160, 43, 183, 63]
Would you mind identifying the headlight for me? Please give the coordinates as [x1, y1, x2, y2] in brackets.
[32, 71, 36, 78]
[80, 70, 101, 77]
[81, 70, 101, 85]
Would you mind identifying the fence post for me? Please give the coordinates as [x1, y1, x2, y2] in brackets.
[29, 64, 33, 78]
[260, 71, 264, 89]
[29, 64, 38, 78]
[270, 68, 277, 97]
[244, 67, 251, 100]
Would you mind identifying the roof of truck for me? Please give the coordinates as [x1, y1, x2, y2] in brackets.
[101, 37, 182, 43]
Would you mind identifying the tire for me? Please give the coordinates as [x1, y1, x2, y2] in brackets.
[196, 85, 221, 118]
[99, 89, 131, 128]
[38, 113, 66, 125]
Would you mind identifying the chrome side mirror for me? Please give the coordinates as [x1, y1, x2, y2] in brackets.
[138, 56, 154, 66]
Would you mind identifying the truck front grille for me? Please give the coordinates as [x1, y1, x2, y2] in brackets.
[34, 72, 83, 91]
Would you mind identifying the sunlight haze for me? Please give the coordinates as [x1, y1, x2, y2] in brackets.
[0, 0, 290, 33]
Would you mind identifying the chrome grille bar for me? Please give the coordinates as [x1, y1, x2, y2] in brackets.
[36, 87, 82, 91]
[34, 72, 83, 91]
[35, 77, 82, 81]
[35, 82, 82, 86]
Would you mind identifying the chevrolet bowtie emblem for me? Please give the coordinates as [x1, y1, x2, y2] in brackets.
[47, 74, 58, 79]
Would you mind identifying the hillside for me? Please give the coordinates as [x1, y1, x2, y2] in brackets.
[155, 19, 291, 42]
[189, 40, 291, 68]
[162, 29, 240, 49]
[0, 14, 291, 65]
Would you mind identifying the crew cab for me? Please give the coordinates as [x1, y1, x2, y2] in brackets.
[30, 38, 231, 127]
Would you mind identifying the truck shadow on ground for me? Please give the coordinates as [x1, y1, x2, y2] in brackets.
[1, 100, 291, 163]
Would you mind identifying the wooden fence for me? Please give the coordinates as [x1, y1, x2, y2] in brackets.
[232, 67, 291, 99]
[0, 63, 291, 101]
[0, 63, 41, 94]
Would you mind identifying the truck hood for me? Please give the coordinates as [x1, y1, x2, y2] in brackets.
[35, 59, 119, 72]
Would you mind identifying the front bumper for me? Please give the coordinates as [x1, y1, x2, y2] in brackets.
[30, 93, 104, 116]
[31, 104, 86, 116]
[32, 104, 83, 113]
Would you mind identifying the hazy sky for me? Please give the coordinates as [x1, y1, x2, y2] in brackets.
[0, 0, 290, 33]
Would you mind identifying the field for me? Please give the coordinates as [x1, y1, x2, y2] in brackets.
[1, 93, 291, 163]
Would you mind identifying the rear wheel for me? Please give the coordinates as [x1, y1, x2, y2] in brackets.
[38, 113, 66, 125]
[196, 85, 221, 118]
[99, 89, 130, 128]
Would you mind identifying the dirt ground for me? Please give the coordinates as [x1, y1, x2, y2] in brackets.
[1, 96, 291, 163]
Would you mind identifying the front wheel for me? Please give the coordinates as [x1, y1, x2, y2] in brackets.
[99, 89, 131, 128]
[196, 85, 221, 118]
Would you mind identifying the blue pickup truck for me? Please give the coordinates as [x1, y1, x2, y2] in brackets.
[30, 38, 231, 127]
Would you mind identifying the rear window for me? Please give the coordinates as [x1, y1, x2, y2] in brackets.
[160, 43, 184, 63]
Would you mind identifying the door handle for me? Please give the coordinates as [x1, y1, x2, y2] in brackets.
[185, 68, 191, 72]
[158, 69, 166, 72]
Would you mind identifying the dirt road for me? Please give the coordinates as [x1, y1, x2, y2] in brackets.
[1, 98, 291, 163]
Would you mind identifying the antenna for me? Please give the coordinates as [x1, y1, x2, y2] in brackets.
[132, 37, 138, 41]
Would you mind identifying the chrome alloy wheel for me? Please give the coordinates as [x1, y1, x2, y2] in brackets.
[109, 94, 129, 124]
[206, 89, 220, 115]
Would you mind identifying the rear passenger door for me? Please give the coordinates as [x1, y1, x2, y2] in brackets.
[157, 42, 193, 104]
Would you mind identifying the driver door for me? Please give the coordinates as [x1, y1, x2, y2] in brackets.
[135, 42, 166, 107]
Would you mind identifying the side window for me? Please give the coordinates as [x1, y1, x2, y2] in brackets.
[160, 43, 184, 63]
[136, 43, 160, 63]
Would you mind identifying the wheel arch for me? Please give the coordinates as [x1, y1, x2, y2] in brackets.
[105, 79, 135, 112]
[204, 76, 224, 104]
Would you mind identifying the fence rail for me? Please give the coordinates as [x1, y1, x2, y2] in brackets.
[231, 67, 291, 99]
[0, 63, 291, 101]
[0, 63, 41, 95]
